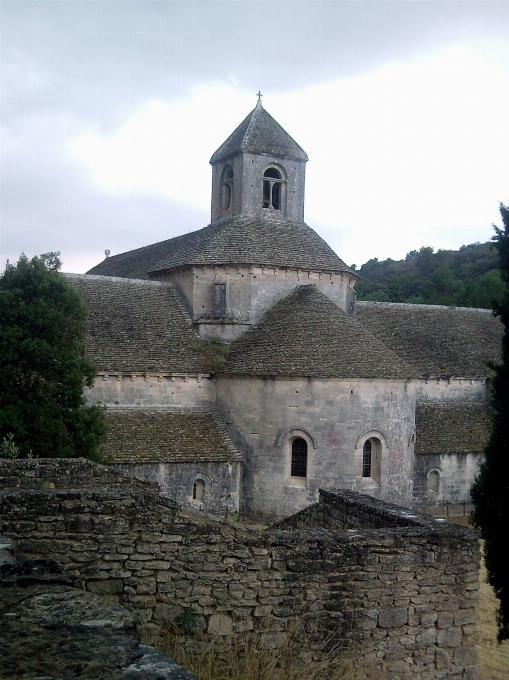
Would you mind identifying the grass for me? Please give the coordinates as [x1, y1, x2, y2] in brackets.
[191, 336, 230, 371]
[448, 515, 509, 680]
[477, 553, 509, 680]
[156, 623, 388, 680]
[154, 516, 508, 680]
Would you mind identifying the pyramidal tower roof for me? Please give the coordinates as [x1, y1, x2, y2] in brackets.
[210, 101, 309, 165]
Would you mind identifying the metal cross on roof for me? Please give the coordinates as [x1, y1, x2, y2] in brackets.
[257, 91, 263, 102]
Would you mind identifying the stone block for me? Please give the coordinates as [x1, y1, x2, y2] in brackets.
[437, 626, 462, 647]
[420, 613, 437, 627]
[454, 609, 477, 626]
[86, 579, 123, 594]
[453, 646, 478, 666]
[259, 632, 287, 649]
[437, 611, 454, 628]
[416, 627, 436, 645]
[378, 607, 407, 628]
[137, 580, 157, 595]
[152, 603, 180, 624]
[234, 619, 254, 632]
[207, 613, 233, 636]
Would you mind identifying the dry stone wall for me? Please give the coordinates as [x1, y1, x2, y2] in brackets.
[0, 459, 479, 680]
[0, 536, 197, 679]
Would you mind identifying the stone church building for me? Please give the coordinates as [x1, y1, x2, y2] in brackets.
[68, 100, 501, 520]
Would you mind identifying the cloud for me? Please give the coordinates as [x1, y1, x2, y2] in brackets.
[2, 1, 509, 272]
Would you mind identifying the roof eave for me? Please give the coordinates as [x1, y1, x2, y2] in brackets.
[210, 148, 308, 165]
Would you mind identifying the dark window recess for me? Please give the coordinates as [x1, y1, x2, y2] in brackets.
[263, 180, 271, 208]
[221, 165, 234, 214]
[213, 282, 227, 317]
[291, 437, 308, 477]
[362, 440, 372, 477]
[272, 181, 281, 209]
[193, 479, 205, 501]
[262, 167, 283, 211]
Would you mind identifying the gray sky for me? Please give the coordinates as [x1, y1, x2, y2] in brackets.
[2, 0, 509, 273]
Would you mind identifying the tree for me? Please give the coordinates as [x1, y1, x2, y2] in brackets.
[0, 253, 107, 460]
[471, 202, 509, 641]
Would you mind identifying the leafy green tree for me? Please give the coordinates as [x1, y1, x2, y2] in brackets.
[0, 253, 107, 460]
[356, 240, 500, 308]
[471, 202, 509, 641]
[420, 266, 465, 306]
[464, 269, 504, 309]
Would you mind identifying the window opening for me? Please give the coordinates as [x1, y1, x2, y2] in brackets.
[213, 282, 227, 317]
[193, 479, 206, 501]
[291, 437, 308, 477]
[221, 165, 234, 214]
[362, 440, 372, 477]
[262, 167, 284, 211]
[362, 437, 382, 484]
[427, 470, 440, 493]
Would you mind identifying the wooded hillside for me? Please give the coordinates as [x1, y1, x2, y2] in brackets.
[354, 242, 502, 308]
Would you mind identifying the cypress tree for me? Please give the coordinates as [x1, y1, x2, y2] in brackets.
[471, 202, 509, 641]
[0, 253, 107, 460]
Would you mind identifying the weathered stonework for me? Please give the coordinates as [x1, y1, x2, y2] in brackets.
[164, 263, 356, 342]
[0, 459, 480, 680]
[0, 536, 197, 679]
[88, 373, 214, 408]
[75, 103, 502, 520]
[218, 376, 416, 516]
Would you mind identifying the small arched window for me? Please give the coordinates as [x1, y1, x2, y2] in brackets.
[291, 437, 308, 478]
[362, 437, 382, 485]
[221, 165, 234, 215]
[362, 440, 372, 478]
[193, 479, 206, 502]
[262, 167, 284, 211]
[427, 470, 440, 494]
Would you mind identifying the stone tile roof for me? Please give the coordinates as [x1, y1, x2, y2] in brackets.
[209, 102, 308, 164]
[103, 407, 242, 464]
[66, 275, 204, 374]
[87, 213, 352, 278]
[356, 301, 502, 378]
[222, 285, 411, 379]
[415, 399, 490, 455]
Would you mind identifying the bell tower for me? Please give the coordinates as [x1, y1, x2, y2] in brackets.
[210, 98, 308, 223]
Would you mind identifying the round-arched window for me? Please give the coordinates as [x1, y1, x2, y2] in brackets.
[193, 478, 206, 502]
[362, 437, 382, 485]
[221, 165, 234, 214]
[262, 166, 284, 211]
[427, 470, 440, 494]
[291, 437, 308, 478]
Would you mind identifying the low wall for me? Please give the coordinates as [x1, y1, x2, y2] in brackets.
[0, 459, 480, 679]
[0, 535, 197, 679]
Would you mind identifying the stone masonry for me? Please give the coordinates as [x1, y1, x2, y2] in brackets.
[0, 459, 480, 679]
[0, 536, 197, 679]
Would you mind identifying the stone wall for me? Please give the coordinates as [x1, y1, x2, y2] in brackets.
[87, 372, 214, 407]
[0, 535, 197, 679]
[175, 264, 355, 342]
[217, 376, 416, 517]
[113, 460, 241, 516]
[0, 459, 480, 680]
[413, 380, 488, 508]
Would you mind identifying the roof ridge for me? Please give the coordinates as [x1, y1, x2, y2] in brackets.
[148, 214, 352, 275]
[65, 273, 174, 287]
[222, 284, 411, 379]
[243, 103, 261, 150]
[209, 408, 243, 458]
[169, 287, 194, 327]
[357, 300, 493, 313]
[105, 405, 217, 412]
